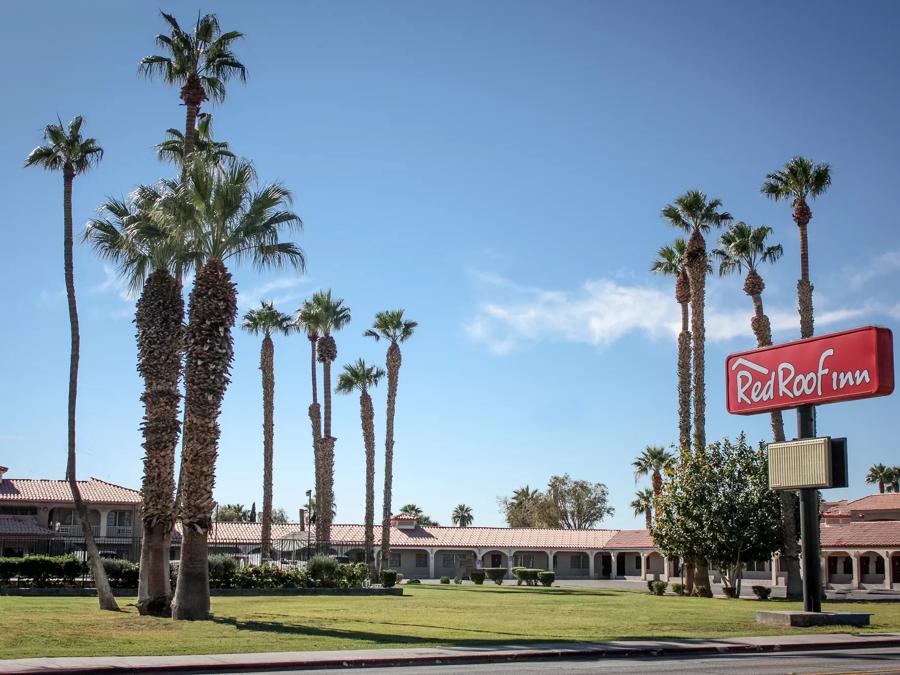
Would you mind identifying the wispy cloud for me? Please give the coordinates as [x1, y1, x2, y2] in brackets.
[38, 288, 65, 307]
[90, 265, 138, 302]
[850, 249, 900, 288]
[466, 271, 880, 355]
[237, 276, 308, 311]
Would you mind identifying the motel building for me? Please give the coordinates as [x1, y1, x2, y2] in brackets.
[1, 465, 900, 588]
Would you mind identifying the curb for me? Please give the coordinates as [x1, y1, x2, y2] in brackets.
[5, 635, 900, 673]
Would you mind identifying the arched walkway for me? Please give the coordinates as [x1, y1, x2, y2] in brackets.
[595, 552, 613, 579]
[826, 551, 853, 585]
[481, 550, 508, 570]
[512, 550, 550, 570]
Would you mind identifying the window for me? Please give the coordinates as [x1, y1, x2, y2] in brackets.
[514, 554, 535, 568]
[415, 553, 428, 568]
[0, 506, 37, 516]
[389, 552, 401, 568]
[571, 554, 587, 569]
[745, 560, 767, 572]
[862, 557, 871, 575]
[55, 509, 75, 525]
[107, 511, 133, 527]
[876, 556, 885, 575]
[635, 555, 641, 570]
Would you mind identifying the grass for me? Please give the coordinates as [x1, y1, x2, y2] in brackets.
[2, 585, 900, 659]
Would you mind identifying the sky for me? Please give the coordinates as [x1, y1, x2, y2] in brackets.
[1, 0, 899, 530]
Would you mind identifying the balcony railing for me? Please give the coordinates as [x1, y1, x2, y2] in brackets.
[56, 524, 101, 537]
[106, 526, 133, 538]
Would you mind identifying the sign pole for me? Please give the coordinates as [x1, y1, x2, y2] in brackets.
[797, 403, 822, 613]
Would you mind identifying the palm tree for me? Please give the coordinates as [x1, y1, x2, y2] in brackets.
[651, 239, 691, 456]
[712, 222, 804, 599]
[631, 488, 654, 530]
[162, 158, 304, 620]
[304, 290, 351, 546]
[140, 12, 246, 173]
[84, 185, 185, 615]
[365, 310, 417, 571]
[890, 467, 900, 493]
[295, 299, 325, 545]
[452, 504, 474, 527]
[336, 358, 385, 572]
[25, 117, 117, 612]
[156, 114, 234, 168]
[242, 301, 293, 561]
[632, 446, 674, 497]
[761, 157, 832, 339]
[866, 464, 891, 493]
[662, 190, 732, 456]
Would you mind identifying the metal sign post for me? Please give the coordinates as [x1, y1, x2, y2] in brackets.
[796, 404, 821, 613]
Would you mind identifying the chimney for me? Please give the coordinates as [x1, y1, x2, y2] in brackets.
[0, 466, 7, 485]
[297, 508, 307, 531]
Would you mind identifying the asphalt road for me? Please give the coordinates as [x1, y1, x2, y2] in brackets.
[233, 647, 900, 674]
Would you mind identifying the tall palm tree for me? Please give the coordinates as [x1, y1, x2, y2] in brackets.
[632, 446, 674, 497]
[336, 358, 385, 572]
[305, 290, 351, 546]
[761, 157, 832, 339]
[631, 488, 654, 530]
[713, 222, 803, 599]
[452, 504, 474, 527]
[84, 185, 186, 615]
[295, 299, 325, 544]
[140, 12, 246, 173]
[651, 239, 691, 456]
[25, 116, 117, 612]
[365, 310, 417, 571]
[162, 158, 304, 620]
[156, 114, 234, 168]
[242, 301, 294, 561]
[890, 467, 900, 493]
[866, 464, 891, 494]
[661, 190, 732, 456]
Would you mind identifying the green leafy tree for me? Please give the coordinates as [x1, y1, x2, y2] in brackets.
[85, 185, 186, 616]
[651, 239, 691, 455]
[632, 446, 674, 496]
[242, 301, 294, 560]
[336, 358, 385, 570]
[498, 485, 551, 528]
[271, 508, 289, 524]
[160, 158, 303, 620]
[545, 474, 614, 529]
[761, 157, 831, 339]
[631, 488, 654, 529]
[215, 504, 251, 522]
[140, 12, 246, 172]
[24, 116, 117, 612]
[452, 504, 474, 527]
[365, 310, 417, 570]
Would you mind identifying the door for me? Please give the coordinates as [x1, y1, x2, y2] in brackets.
[491, 553, 501, 568]
[601, 554, 611, 579]
[892, 555, 900, 586]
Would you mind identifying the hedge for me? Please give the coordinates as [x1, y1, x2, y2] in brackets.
[470, 570, 486, 585]
[512, 568, 543, 586]
[537, 571, 554, 587]
[482, 567, 506, 585]
[0, 555, 87, 586]
[381, 569, 398, 588]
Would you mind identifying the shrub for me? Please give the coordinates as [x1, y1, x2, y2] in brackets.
[752, 585, 772, 601]
[337, 562, 369, 589]
[169, 561, 179, 589]
[453, 577, 463, 584]
[538, 571, 555, 587]
[306, 555, 340, 587]
[0, 558, 19, 584]
[722, 586, 739, 599]
[406, 578, 421, 584]
[483, 567, 506, 585]
[381, 569, 398, 588]
[440, 576, 450, 584]
[60, 555, 87, 584]
[512, 568, 541, 586]
[646, 579, 655, 592]
[101, 559, 139, 588]
[671, 582, 684, 596]
[470, 570, 486, 585]
[649, 580, 667, 596]
[208, 554, 238, 589]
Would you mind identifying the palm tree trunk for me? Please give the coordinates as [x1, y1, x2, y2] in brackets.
[260, 333, 274, 560]
[880, 481, 885, 494]
[794, 200, 814, 338]
[360, 390, 376, 575]
[179, 74, 204, 179]
[748, 287, 802, 599]
[307, 336, 323, 548]
[173, 259, 237, 621]
[380, 342, 401, 572]
[61, 168, 118, 612]
[677, 301, 691, 457]
[645, 509, 652, 530]
[321, 353, 335, 544]
[135, 269, 183, 616]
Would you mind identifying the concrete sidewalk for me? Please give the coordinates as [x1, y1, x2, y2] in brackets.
[3, 632, 900, 674]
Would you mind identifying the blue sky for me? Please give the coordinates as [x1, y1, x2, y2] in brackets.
[2, 1, 899, 529]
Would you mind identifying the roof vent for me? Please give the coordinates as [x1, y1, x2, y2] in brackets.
[391, 514, 418, 529]
[0, 466, 7, 485]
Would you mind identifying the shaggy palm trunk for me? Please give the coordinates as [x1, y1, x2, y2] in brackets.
[179, 74, 205, 178]
[794, 199, 814, 339]
[675, 271, 692, 457]
[173, 259, 237, 620]
[307, 335, 324, 548]
[135, 269, 183, 616]
[745, 272, 803, 600]
[685, 228, 710, 592]
[380, 342, 401, 572]
[316, 335, 337, 545]
[644, 509, 652, 530]
[360, 390, 376, 573]
[61, 167, 118, 611]
[260, 333, 275, 560]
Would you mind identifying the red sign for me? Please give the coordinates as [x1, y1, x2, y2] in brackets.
[726, 326, 894, 415]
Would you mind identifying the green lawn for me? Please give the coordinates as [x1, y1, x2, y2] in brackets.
[2, 585, 899, 659]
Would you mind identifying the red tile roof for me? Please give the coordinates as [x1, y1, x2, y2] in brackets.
[0, 515, 54, 536]
[186, 522, 621, 549]
[821, 521, 900, 549]
[0, 478, 141, 505]
[823, 500, 850, 518]
[847, 493, 900, 512]
[606, 529, 655, 549]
